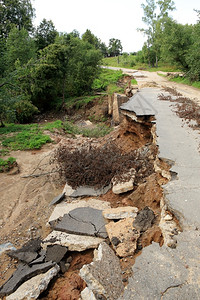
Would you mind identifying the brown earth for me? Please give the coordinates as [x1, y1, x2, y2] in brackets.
[1, 71, 199, 299]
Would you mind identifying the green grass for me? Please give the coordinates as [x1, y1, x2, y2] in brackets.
[42, 120, 63, 132]
[107, 83, 124, 95]
[102, 56, 182, 72]
[170, 76, 200, 89]
[1, 131, 51, 150]
[92, 68, 124, 91]
[63, 120, 112, 138]
[65, 95, 100, 110]
[0, 157, 16, 172]
[131, 78, 137, 85]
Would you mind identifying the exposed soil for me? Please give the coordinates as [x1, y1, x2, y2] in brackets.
[1, 71, 199, 299]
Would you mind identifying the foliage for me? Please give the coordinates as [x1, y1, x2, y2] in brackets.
[108, 38, 123, 57]
[0, 156, 16, 172]
[14, 100, 39, 123]
[92, 69, 124, 91]
[34, 19, 58, 51]
[4, 27, 36, 73]
[170, 76, 200, 89]
[0, 0, 35, 38]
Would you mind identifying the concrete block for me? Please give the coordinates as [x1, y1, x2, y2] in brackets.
[6, 265, 60, 300]
[80, 242, 124, 300]
[105, 218, 140, 257]
[103, 206, 138, 220]
[42, 231, 104, 252]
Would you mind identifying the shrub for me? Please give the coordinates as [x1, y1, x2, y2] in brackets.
[14, 100, 39, 123]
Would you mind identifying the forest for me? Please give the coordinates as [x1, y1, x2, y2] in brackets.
[0, 0, 200, 126]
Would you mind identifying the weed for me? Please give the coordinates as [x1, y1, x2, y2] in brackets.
[0, 157, 16, 172]
[43, 120, 63, 132]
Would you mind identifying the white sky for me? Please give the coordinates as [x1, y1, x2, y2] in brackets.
[31, 0, 200, 52]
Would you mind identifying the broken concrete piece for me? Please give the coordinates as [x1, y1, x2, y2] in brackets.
[80, 242, 124, 300]
[45, 245, 67, 263]
[6, 265, 60, 300]
[112, 169, 136, 194]
[70, 184, 111, 198]
[54, 207, 108, 238]
[49, 192, 65, 206]
[133, 206, 155, 232]
[103, 206, 138, 220]
[8, 238, 42, 264]
[62, 182, 76, 196]
[105, 218, 140, 257]
[0, 261, 55, 297]
[81, 287, 97, 300]
[42, 231, 104, 252]
[48, 199, 111, 224]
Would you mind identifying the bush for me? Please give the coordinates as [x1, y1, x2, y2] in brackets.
[14, 100, 39, 123]
[0, 157, 16, 172]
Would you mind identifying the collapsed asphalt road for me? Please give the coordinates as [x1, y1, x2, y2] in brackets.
[1, 72, 200, 299]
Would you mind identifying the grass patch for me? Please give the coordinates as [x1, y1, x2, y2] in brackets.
[42, 120, 63, 132]
[2, 131, 51, 150]
[0, 157, 16, 172]
[65, 95, 100, 110]
[102, 56, 182, 72]
[63, 120, 112, 138]
[170, 76, 200, 89]
[92, 68, 124, 91]
[107, 83, 124, 95]
[131, 78, 137, 85]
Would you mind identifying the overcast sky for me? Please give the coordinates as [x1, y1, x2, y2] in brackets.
[31, 0, 200, 52]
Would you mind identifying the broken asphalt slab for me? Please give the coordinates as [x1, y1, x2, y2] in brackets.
[0, 261, 55, 297]
[42, 231, 104, 252]
[118, 230, 200, 299]
[6, 265, 60, 300]
[8, 238, 42, 264]
[48, 199, 110, 225]
[80, 242, 124, 300]
[49, 192, 65, 206]
[54, 207, 108, 238]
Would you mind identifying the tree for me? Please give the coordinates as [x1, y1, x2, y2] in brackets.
[160, 19, 193, 69]
[4, 27, 36, 73]
[108, 38, 123, 57]
[0, 0, 35, 38]
[19, 35, 102, 110]
[34, 19, 58, 51]
[82, 29, 100, 49]
[139, 0, 176, 67]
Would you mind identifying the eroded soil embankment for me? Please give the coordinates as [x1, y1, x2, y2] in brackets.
[0, 109, 176, 299]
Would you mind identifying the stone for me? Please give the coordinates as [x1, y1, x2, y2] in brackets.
[105, 218, 140, 257]
[0, 261, 55, 297]
[45, 245, 68, 263]
[6, 265, 60, 300]
[30, 250, 46, 265]
[42, 231, 104, 252]
[80, 242, 124, 300]
[112, 169, 136, 194]
[102, 206, 138, 220]
[54, 207, 108, 238]
[8, 238, 42, 264]
[48, 199, 111, 225]
[49, 192, 65, 206]
[70, 185, 111, 198]
[133, 206, 155, 232]
[0, 243, 16, 255]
